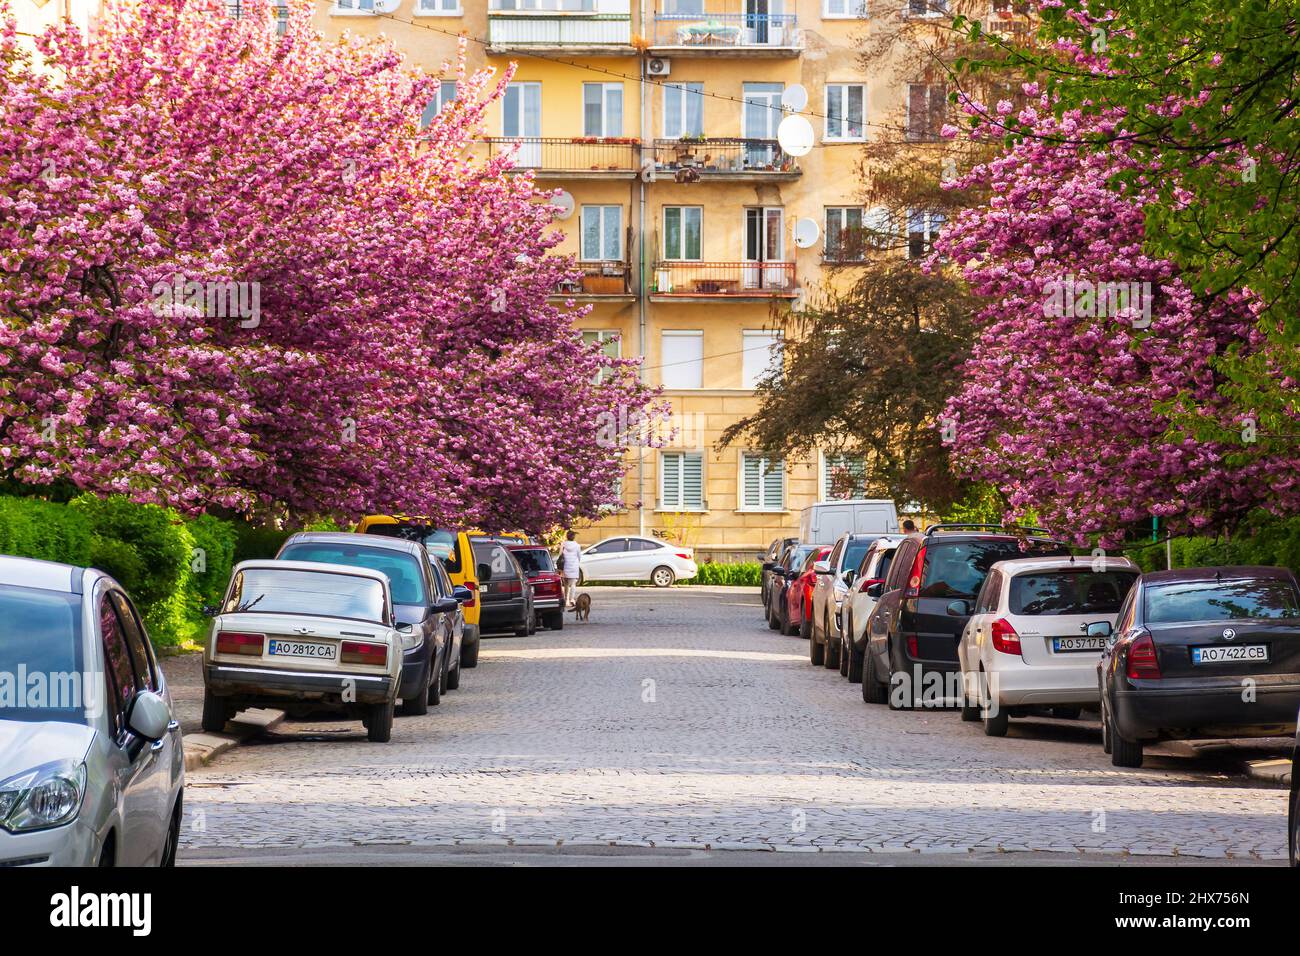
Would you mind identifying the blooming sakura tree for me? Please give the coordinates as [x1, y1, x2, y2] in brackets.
[935, 90, 1300, 544]
[0, 0, 659, 531]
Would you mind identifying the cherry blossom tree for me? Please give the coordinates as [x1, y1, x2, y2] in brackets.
[0, 0, 659, 532]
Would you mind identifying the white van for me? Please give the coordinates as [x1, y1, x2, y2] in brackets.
[800, 500, 899, 545]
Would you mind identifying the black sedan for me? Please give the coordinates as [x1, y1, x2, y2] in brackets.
[1290, 719, 1299, 867]
[1094, 566, 1300, 768]
[470, 536, 535, 637]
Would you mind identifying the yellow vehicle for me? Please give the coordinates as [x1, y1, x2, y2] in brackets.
[354, 515, 532, 666]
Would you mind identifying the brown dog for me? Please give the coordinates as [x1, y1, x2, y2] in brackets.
[573, 592, 591, 622]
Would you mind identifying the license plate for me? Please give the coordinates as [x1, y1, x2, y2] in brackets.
[1053, 636, 1105, 652]
[1192, 644, 1268, 664]
[268, 639, 337, 661]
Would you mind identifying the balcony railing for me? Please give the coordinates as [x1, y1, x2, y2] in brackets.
[555, 261, 633, 297]
[652, 11, 799, 50]
[652, 138, 799, 177]
[484, 137, 640, 174]
[651, 261, 796, 297]
[488, 12, 633, 48]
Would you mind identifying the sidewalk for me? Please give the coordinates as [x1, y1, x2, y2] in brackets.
[1165, 738, 1293, 787]
[159, 649, 284, 771]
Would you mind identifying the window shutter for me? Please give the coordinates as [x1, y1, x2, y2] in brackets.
[743, 455, 761, 508]
[682, 453, 703, 508]
[661, 452, 682, 508]
[762, 458, 784, 509]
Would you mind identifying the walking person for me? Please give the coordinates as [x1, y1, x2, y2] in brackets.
[559, 530, 582, 609]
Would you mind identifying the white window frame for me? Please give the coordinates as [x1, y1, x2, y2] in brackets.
[662, 206, 703, 261]
[415, 0, 462, 13]
[825, 206, 865, 261]
[742, 329, 783, 389]
[420, 80, 457, 128]
[663, 82, 705, 138]
[579, 205, 623, 262]
[740, 453, 786, 512]
[819, 451, 867, 501]
[822, 0, 867, 19]
[583, 82, 624, 138]
[906, 82, 947, 141]
[824, 83, 867, 141]
[659, 451, 706, 511]
[332, 0, 374, 14]
[903, 0, 949, 17]
[660, 330, 704, 389]
[582, 329, 622, 383]
[907, 210, 945, 259]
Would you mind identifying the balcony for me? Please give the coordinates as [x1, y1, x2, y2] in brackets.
[649, 9, 801, 57]
[553, 261, 634, 301]
[487, 11, 635, 55]
[652, 138, 800, 181]
[484, 137, 641, 178]
[650, 261, 797, 301]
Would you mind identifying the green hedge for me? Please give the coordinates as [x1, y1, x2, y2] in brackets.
[1121, 511, 1300, 577]
[683, 561, 762, 587]
[0, 496, 93, 565]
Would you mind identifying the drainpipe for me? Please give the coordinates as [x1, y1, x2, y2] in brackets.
[637, 0, 649, 537]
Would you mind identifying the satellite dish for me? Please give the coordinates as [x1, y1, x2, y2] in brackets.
[373, 0, 400, 12]
[781, 84, 808, 113]
[793, 217, 820, 249]
[549, 190, 575, 221]
[777, 115, 815, 157]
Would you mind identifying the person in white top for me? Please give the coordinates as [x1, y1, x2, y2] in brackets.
[559, 530, 582, 609]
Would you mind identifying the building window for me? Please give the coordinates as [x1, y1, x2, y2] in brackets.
[333, 0, 374, 11]
[822, 453, 867, 499]
[742, 330, 782, 389]
[907, 210, 946, 258]
[417, 0, 461, 12]
[823, 0, 867, 15]
[660, 452, 704, 510]
[825, 84, 866, 140]
[906, 83, 947, 141]
[905, 0, 949, 15]
[583, 83, 624, 137]
[825, 207, 865, 261]
[663, 207, 702, 261]
[660, 330, 704, 389]
[420, 81, 457, 129]
[495, 0, 597, 8]
[582, 329, 621, 383]
[741, 454, 785, 511]
[664, 82, 705, 138]
[580, 205, 622, 261]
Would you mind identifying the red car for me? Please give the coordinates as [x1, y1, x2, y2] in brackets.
[784, 547, 830, 638]
[508, 544, 564, 631]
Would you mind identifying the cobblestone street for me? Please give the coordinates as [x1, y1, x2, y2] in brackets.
[178, 587, 1290, 864]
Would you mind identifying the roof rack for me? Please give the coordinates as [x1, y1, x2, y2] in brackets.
[923, 523, 1055, 537]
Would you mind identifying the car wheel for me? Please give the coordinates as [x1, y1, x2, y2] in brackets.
[1107, 706, 1143, 768]
[886, 644, 912, 711]
[460, 630, 480, 669]
[1051, 706, 1082, 720]
[366, 701, 394, 743]
[200, 691, 231, 733]
[446, 656, 461, 690]
[1100, 693, 1113, 754]
[838, 634, 849, 678]
[809, 626, 825, 664]
[1290, 787, 1299, 868]
[768, 599, 782, 630]
[825, 621, 841, 670]
[958, 671, 980, 722]
[847, 640, 863, 683]
[980, 668, 1009, 737]
[863, 643, 887, 705]
[438, 653, 449, 694]
[98, 838, 114, 867]
[799, 615, 811, 640]
[651, 566, 675, 588]
[427, 664, 442, 707]
[160, 797, 181, 868]
[514, 618, 529, 637]
[545, 610, 564, 631]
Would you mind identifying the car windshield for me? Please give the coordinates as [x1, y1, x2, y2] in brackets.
[1010, 570, 1138, 616]
[0, 586, 86, 725]
[223, 568, 387, 623]
[511, 549, 554, 574]
[920, 539, 1068, 599]
[280, 544, 426, 606]
[1145, 577, 1300, 623]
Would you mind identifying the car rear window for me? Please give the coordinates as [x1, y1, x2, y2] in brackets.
[0, 586, 85, 724]
[224, 568, 388, 623]
[921, 539, 1068, 599]
[1009, 570, 1138, 616]
[279, 544, 426, 606]
[1145, 577, 1300, 623]
[363, 523, 460, 573]
[470, 539, 519, 582]
[511, 548, 554, 574]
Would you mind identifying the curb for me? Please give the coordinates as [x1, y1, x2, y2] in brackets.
[1244, 758, 1292, 788]
[182, 708, 285, 771]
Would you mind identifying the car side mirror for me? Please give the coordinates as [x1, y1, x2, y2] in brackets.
[433, 597, 459, 614]
[761, 562, 775, 572]
[842, 570, 855, 585]
[813, 560, 832, 575]
[395, 621, 414, 633]
[858, 577, 883, 594]
[451, 585, 473, 604]
[946, 599, 972, 617]
[127, 690, 170, 742]
[1084, 621, 1113, 638]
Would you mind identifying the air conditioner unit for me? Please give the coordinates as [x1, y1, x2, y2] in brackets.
[647, 57, 671, 77]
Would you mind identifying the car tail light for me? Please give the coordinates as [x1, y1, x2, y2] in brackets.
[675, 553, 691, 560]
[990, 618, 1022, 655]
[904, 546, 927, 598]
[1125, 630, 1161, 680]
[462, 581, 477, 608]
[906, 633, 919, 658]
[216, 632, 264, 656]
[341, 641, 388, 667]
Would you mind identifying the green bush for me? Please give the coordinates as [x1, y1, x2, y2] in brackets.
[0, 495, 93, 565]
[684, 562, 762, 587]
[70, 495, 190, 610]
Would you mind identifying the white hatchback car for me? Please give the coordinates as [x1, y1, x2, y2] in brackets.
[841, 536, 902, 682]
[0, 556, 184, 867]
[957, 555, 1140, 736]
[577, 536, 698, 587]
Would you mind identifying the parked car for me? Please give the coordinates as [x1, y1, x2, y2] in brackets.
[761, 536, 798, 617]
[510, 543, 564, 630]
[799, 499, 899, 546]
[578, 536, 698, 587]
[843, 536, 901, 683]
[809, 532, 882, 669]
[1097, 566, 1300, 768]
[355, 516, 530, 669]
[1290, 718, 1299, 867]
[767, 543, 818, 632]
[203, 560, 406, 742]
[956, 556, 1139, 736]
[0, 556, 184, 867]
[277, 532, 468, 715]
[784, 547, 829, 639]
[470, 536, 535, 636]
[863, 525, 1069, 708]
